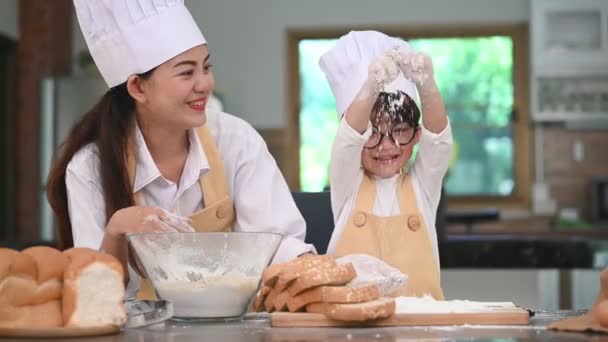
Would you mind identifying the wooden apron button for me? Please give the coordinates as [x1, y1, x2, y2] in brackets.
[407, 215, 421, 231]
[216, 204, 228, 219]
[353, 213, 367, 227]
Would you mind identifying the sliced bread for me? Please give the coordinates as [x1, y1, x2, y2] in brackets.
[305, 297, 396, 322]
[286, 283, 380, 312]
[287, 263, 356, 296]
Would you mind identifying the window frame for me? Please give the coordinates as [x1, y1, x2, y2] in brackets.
[284, 24, 532, 211]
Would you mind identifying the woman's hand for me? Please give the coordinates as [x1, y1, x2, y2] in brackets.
[101, 206, 194, 282]
[106, 206, 194, 238]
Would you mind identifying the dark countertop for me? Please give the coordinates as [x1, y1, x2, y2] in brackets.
[440, 234, 596, 268]
[2, 311, 605, 342]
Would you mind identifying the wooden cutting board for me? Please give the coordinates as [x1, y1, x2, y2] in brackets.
[0, 325, 120, 338]
[271, 307, 530, 327]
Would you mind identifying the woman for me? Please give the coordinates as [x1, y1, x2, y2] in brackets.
[47, 0, 314, 299]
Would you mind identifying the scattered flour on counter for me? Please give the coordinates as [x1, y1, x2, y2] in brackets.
[395, 295, 517, 314]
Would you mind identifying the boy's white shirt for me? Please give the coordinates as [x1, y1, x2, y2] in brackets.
[328, 117, 453, 269]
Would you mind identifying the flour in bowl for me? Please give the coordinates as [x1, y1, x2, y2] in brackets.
[156, 274, 259, 317]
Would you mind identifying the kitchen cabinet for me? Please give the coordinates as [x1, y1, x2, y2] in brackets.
[530, 0, 608, 122]
[531, 0, 608, 75]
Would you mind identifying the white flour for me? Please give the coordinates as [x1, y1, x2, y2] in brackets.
[395, 295, 516, 314]
[368, 49, 401, 94]
[156, 274, 259, 317]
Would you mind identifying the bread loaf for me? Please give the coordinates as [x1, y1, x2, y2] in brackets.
[62, 249, 126, 327]
[0, 246, 126, 329]
[305, 297, 396, 322]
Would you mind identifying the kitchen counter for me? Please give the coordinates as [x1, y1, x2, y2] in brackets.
[3, 311, 606, 342]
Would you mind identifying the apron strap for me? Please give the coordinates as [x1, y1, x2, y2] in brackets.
[397, 173, 421, 214]
[195, 125, 229, 205]
[354, 173, 377, 212]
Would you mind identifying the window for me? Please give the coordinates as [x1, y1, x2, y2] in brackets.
[286, 25, 531, 208]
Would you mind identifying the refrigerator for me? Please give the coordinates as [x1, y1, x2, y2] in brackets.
[39, 76, 107, 241]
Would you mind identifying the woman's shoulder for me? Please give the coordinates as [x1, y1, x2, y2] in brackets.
[66, 143, 101, 179]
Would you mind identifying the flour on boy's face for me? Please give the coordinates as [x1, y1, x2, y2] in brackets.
[361, 91, 420, 178]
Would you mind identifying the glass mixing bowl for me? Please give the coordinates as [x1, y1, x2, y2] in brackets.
[126, 232, 282, 321]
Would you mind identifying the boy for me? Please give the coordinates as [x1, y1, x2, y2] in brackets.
[319, 31, 452, 299]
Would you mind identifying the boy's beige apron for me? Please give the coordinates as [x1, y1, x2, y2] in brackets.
[126, 125, 236, 300]
[333, 173, 444, 300]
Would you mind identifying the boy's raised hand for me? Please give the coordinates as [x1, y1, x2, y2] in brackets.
[367, 48, 402, 93]
[396, 48, 436, 92]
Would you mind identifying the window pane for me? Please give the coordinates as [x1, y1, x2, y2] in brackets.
[299, 40, 338, 191]
[298, 36, 515, 196]
[409, 37, 514, 196]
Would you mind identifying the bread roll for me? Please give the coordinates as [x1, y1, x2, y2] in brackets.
[23, 246, 68, 283]
[62, 251, 126, 327]
[22, 246, 67, 305]
[0, 249, 38, 306]
[26, 300, 63, 328]
[0, 248, 37, 280]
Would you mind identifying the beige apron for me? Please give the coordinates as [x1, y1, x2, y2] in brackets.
[126, 125, 236, 300]
[333, 173, 444, 300]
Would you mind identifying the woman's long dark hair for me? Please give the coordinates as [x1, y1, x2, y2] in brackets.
[46, 71, 153, 249]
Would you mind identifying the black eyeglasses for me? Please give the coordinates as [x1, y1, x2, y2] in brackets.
[364, 123, 419, 149]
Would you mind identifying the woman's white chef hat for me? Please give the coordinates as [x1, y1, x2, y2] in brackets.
[319, 30, 419, 118]
[74, 0, 206, 88]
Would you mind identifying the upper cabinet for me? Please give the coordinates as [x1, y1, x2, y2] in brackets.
[532, 0, 608, 75]
[531, 0, 608, 122]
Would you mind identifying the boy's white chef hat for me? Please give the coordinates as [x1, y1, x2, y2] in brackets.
[74, 0, 206, 88]
[319, 30, 419, 118]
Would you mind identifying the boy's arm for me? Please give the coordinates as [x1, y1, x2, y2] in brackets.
[399, 51, 452, 206]
[330, 51, 401, 221]
[397, 51, 448, 133]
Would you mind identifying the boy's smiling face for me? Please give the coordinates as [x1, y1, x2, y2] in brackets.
[360, 91, 421, 178]
[361, 118, 420, 178]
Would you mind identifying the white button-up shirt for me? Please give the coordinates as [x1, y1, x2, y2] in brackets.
[328, 118, 453, 268]
[65, 110, 314, 298]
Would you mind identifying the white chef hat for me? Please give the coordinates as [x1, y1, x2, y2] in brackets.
[74, 0, 206, 88]
[319, 30, 419, 118]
